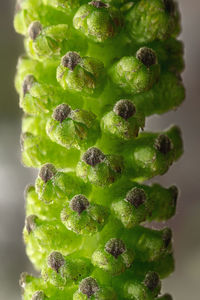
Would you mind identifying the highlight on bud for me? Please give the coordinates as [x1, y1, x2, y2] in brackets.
[77, 147, 124, 186]
[46, 105, 100, 150]
[73, 2, 122, 42]
[92, 238, 134, 275]
[109, 50, 160, 94]
[61, 194, 107, 235]
[57, 53, 105, 94]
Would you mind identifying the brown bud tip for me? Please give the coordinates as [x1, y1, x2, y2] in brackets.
[53, 104, 71, 123]
[39, 164, 57, 183]
[163, 0, 175, 15]
[162, 228, 172, 248]
[113, 100, 136, 120]
[105, 238, 126, 259]
[136, 47, 157, 68]
[79, 277, 99, 297]
[169, 185, 178, 207]
[82, 147, 105, 167]
[125, 187, 146, 208]
[70, 195, 90, 215]
[19, 272, 32, 289]
[89, 1, 108, 8]
[48, 251, 65, 273]
[144, 271, 160, 291]
[61, 52, 81, 71]
[28, 21, 42, 40]
[25, 215, 38, 234]
[32, 291, 45, 300]
[23, 74, 35, 97]
[154, 134, 173, 155]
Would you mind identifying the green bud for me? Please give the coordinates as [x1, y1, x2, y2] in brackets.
[76, 147, 124, 186]
[92, 238, 134, 275]
[42, 0, 80, 13]
[42, 252, 92, 288]
[46, 104, 100, 150]
[61, 194, 107, 235]
[126, 0, 180, 44]
[57, 52, 105, 95]
[132, 72, 185, 116]
[124, 126, 183, 181]
[36, 164, 88, 203]
[73, 3, 122, 43]
[21, 132, 80, 169]
[109, 50, 160, 94]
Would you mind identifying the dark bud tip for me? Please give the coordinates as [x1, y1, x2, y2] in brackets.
[160, 294, 173, 300]
[39, 164, 57, 183]
[79, 277, 99, 298]
[113, 99, 136, 120]
[32, 291, 45, 300]
[70, 194, 90, 215]
[53, 104, 71, 123]
[25, 215, 38, 234]
[144, 271, 160, 291]
[28, 21, 42, 40]
[89, 1, 108, 8]
[125, 187, 146, 208]
[23, 74, 35, 97]
[82, 147, 105, 167]
[169, 185, 178, 207]
[163, 0, 175, 15]
[154, 134, 173, 155]
[61, 52, 81, 71]
[48, 251, 65, 273]
[162, 228, 172, 248]
[105, 238, 126, 259]
[19, 272, 31, 289]
[136, 47, 157, 68]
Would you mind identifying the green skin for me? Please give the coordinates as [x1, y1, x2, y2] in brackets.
[14, 0, 184, 299]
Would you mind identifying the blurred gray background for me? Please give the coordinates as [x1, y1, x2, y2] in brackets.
[0, 0, 199, 299]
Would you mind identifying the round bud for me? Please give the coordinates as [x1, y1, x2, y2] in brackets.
[32, 291, 45, 300]
[47, 251, 65, 273]
[125, 187, 146, 208]
[162, 228, 172, 248]
[22, 74, 35, 97]
[82, 147, 105, 167]
[136, 47, 157, 68]
[61, 52, 81, 71]
[113, 100, 136, 120]
[39, 164, 57, 183]
[144, 271, 160, 291]
[163, 0, 175, 15]
[105, 238, 126, 259]
[154, 134, 173, 154]
[79, 277, 99, 297]
[70, 195, 90, 215]
[25, 215, 38, 234]
[28, 21, 42, 40]
[89, 1, 108, 8]
[52, 104, 71, 123]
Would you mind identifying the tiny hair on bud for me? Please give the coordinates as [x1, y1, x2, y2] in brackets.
[105, 238, 126, 259]
[136, 47, 157, 68]
[82, 147, 105, 167]
[61, 52, 81, 71]
[113, 100, 136, 120]
[79, 277, 99, 297]
[53, 104, 71, 123]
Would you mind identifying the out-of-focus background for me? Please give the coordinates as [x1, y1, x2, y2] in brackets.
[0, 0, 199, 299]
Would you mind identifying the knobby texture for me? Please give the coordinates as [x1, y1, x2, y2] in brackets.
[14, 0, 185, 299]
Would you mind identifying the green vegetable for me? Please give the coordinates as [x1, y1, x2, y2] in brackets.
[14, 0, 184, 299]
